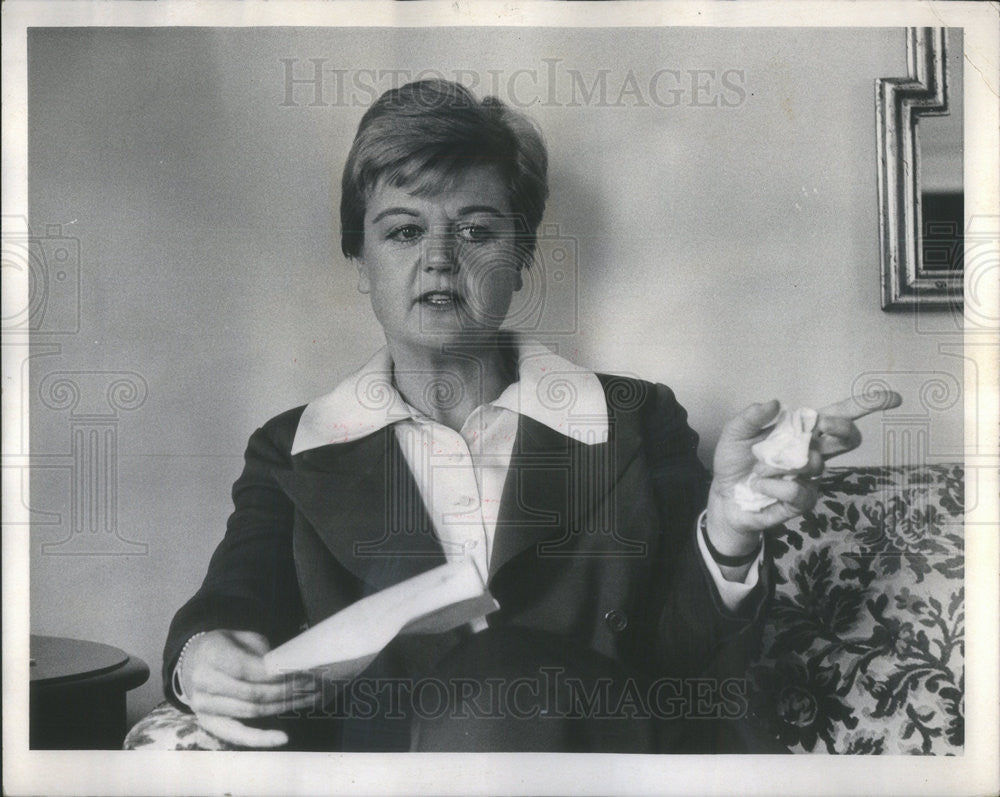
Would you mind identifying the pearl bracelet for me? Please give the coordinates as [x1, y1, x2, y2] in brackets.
[172, 631, 208, 703]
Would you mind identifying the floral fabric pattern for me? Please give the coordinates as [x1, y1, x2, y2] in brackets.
[749, 465, 964, 754]
[123, 702, 238, 750]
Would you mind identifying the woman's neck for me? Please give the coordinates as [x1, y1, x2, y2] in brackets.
[387, 335, 518, 432]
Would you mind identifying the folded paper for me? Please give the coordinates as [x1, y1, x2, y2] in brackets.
[263, 557, 499, 679]
[734, 406, 819, 512]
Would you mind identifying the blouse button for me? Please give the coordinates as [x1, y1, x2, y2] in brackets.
[604, 609, 628, 633]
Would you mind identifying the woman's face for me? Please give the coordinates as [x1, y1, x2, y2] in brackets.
[356, 164, 523, 353]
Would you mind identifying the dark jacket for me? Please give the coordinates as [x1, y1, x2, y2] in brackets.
[164, 375, 770, 722]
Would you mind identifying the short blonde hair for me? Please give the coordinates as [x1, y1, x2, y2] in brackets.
[340, 79, 549, 266]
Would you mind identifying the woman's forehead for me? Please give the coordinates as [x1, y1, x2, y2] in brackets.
[366, 164, 511, 217]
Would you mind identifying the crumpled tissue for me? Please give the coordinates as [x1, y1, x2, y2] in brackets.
[733, 406, 818, 512]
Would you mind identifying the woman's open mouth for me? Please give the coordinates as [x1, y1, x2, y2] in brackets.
[417, 290, 459, 308]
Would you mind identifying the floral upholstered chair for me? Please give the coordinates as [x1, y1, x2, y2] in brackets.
[747, 464, 964, 754]
[123, 702, 237, 751]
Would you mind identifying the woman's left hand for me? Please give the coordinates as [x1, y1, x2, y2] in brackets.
[705, 390, 902, 561]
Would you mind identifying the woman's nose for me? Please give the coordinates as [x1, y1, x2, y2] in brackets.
[422, 228, 458, 272]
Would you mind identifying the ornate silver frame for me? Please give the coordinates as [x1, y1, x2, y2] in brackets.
[876, 27, 963, 311]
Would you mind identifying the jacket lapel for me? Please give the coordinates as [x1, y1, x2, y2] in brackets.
[488, 403, 646, 581]
[276, 428, 446, 593]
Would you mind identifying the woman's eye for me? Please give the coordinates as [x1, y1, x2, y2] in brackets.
[388, 224, 423, 242]
[456, 224, 494, 243]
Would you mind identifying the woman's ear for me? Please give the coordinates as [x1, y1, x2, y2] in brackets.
[354, 258, 371, 295]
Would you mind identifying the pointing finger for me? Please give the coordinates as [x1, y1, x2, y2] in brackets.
[817, 390, 902, 422]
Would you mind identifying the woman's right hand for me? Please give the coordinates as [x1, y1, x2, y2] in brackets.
[177, 629, 324, 748]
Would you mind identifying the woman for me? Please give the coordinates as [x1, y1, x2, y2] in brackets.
[159, 79, 897, 752]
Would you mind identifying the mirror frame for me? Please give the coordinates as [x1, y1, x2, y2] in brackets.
[876, 27, 963, 311]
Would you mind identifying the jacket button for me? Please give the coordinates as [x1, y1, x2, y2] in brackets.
[604, 609, 628, 632]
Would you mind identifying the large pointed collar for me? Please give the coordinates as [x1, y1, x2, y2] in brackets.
[291, 336, 609, 455]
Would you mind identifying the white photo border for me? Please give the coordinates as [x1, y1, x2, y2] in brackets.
[2, 2, 997, 796]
